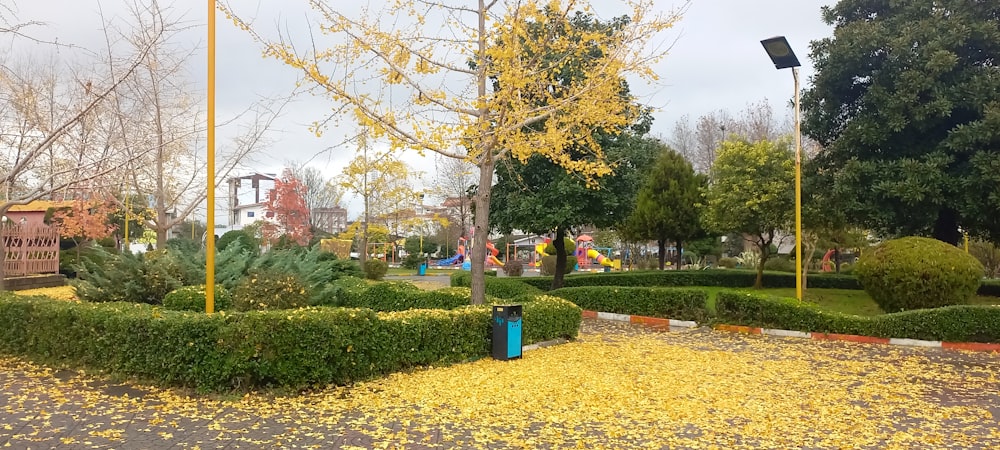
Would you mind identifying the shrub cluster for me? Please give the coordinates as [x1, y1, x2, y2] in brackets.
[0, 292, 581, 391]
[716, 291, 1000, 343]
[548, 287, 709, 322]
[232, 270, 310, 311]
[72, 247, 204, 305]
[364, 259, 389, 280]
[163, 285, 233, 312]
[717, 257, 737, 269]
[856, 237, 985, 312]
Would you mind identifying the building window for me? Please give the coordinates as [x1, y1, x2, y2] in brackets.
[247, 211, 255, 218]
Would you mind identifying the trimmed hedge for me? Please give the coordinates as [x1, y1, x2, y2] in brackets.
[548, 287, 709, 322]
[979, 279, 1000, 297]
[716, 291, 1000, 343]
[0, 293, 580, 392]
[340, 283, 478, 311]
[514, 270, 862, 291]
[163, 285, 233, 312]
[449, 272, 542, 298]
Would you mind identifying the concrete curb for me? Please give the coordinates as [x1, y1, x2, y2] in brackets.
[522, 338, 568, 352]
[582, 310, 1000, 353]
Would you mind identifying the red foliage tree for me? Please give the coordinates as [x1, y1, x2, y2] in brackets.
[51, 199, 118, 256]
[262, 169, 312, 246]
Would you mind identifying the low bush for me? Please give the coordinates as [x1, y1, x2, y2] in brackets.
[856, 236, 984, 312]
[763, 257, 795, 273]
[548, 287, 709, 322]
[540, 255, 573, 276]
[232, 270, 310, 311]
[981, 280, 1000, 298]
[450, 272, 542, 298]
[503, 260, 525, 277]
[718, 257, 737, 269]
[0, 292, 581, 392]
[163, 285, 233, 312]
[716, 291, 1000, 343]
[72, 247, 192, 305]
[364, 259, 389, 281]
[401, 253, 424, 270]
[311, 276, 369, 307]
[514, 270, 862, 291]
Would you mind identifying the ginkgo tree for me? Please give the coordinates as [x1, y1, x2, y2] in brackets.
[224, 0, 680, 304]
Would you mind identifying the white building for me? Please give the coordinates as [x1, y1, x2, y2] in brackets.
[220, 173, 277, 234]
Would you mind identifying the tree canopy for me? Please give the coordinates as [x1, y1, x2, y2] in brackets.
[802, 0, 1000, 244]
[625, 144, 706, 270]
[704, 138, 794, 288]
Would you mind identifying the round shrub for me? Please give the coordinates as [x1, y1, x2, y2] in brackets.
[763, 256, 794, 273]
[718, 257, 737, 269]
[363, 259, 389, 280]
[856, 236, 985, 313]
[232, 270, 310, 311]
[540, 255, 573, 276]
[163, 285, 233, 312]
[503, 260, 525, 277]
[543, 238, 576, 256]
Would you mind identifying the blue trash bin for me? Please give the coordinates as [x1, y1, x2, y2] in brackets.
[418, 262, 428, 276]
[492, 305, 523, 361]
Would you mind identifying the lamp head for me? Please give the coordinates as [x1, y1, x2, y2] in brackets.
[761, 36, 801, 69]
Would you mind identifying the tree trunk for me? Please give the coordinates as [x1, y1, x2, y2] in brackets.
[0, 223, 6, 292]
[657, 239, 666, 270]
[834, 247, 841, 273]
[755, 239, 768, 289]
[552, 227, 567, 290]
[469, 158, 495, 305]
[932, 207, 960, 245]
[675, 239, 683, 271]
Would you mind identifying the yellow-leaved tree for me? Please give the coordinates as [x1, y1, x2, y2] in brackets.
[224, 0, 680, 304]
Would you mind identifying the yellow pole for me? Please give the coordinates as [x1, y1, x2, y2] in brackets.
[964, 233, 969, 253]
[205, 0, 216, 314]
[793, 67, 803, 301]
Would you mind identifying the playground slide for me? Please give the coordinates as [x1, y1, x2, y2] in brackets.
[434, 244, 466, 265]
[587, 249, 621, 269]
[487, 255, 504, 266]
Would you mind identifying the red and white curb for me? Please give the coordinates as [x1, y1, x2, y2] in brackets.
[582, 310, 697, 329]
[582, 310, 1000, 353]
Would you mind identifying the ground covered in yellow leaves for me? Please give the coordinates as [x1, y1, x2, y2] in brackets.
[1, 319, 998, 449]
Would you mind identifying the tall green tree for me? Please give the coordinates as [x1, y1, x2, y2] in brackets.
[705, 138, 794, 288]
[625, 146, 706, 270]
[491, 134, 656, 289]
[802, 0, 1000, 244]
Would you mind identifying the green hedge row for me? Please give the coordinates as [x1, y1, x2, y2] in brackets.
[716, 291, 1000, 343]
[512, 270, 863, 291]
[981, 279, 1000, 297]
[548, 287, 710, 322]
[449, 272, 543, 298]
[0, 293, 580, 392]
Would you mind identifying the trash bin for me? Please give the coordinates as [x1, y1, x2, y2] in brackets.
[492, 305, 523, 360]
[418, 262, 428, 276]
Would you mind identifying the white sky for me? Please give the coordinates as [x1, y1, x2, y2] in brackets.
[5, 0, 834, 219]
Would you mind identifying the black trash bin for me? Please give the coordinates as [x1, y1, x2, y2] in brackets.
[491, 305, 523, 360]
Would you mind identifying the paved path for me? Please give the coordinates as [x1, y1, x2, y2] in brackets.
[1, 319, 999, 449]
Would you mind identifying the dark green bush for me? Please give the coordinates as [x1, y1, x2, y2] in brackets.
[715, 291, 1000, 343]
[248, 246, 363, 304]
[503, 260, 525, 277]
[548, 287, 709, 322]
[514, 270, 862, 291]
[311, 276, 369, 307]
[718, 257, 737, 269]
[0, 292, 581, 391]
[981, 280, 1000, 298]
[217, 229, 259, 254]
[232, 270, 310, 311]
[763, 257, 794, 273]
[364, 259, 389, 280]
[856, 237, 985, 312]
[540, 255, 573, 276]
[163, 285, 233, 312]
[838, 262, 853, 274]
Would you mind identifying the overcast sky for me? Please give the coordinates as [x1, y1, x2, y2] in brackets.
[6, 0, 834, 219]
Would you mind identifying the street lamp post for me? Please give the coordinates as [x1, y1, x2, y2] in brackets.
[761, 36, 803, 301]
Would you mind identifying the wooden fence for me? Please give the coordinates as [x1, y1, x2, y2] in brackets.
[2, 224, 60, 277]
